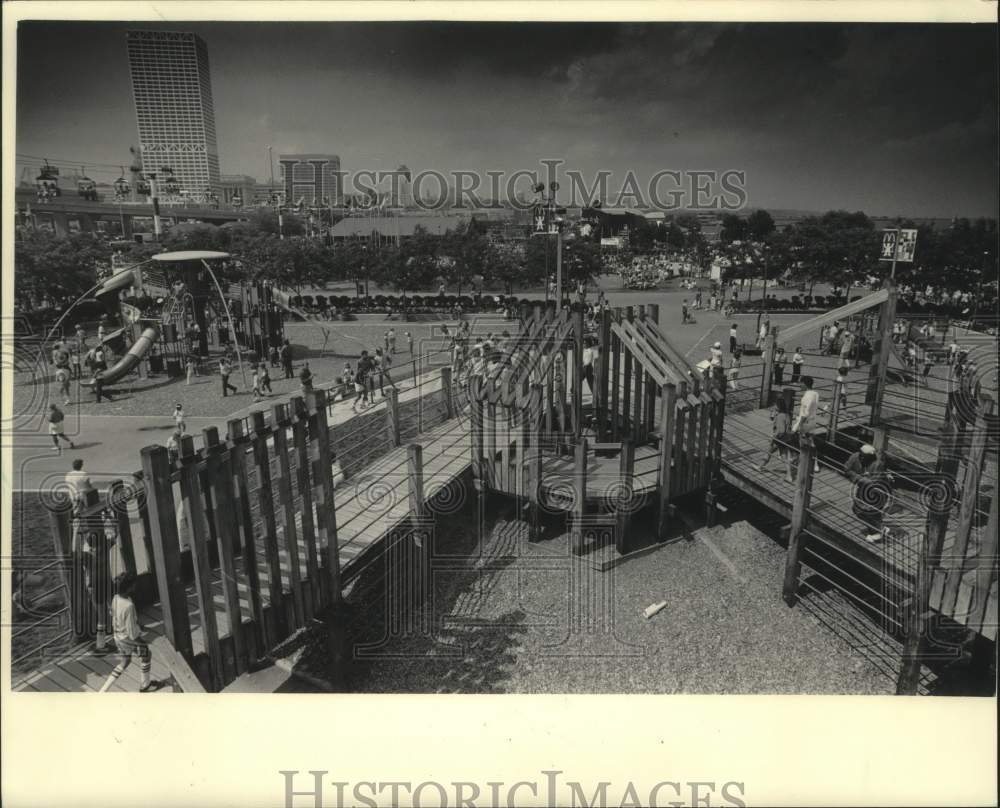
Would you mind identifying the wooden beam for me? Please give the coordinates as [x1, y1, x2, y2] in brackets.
[203, 427, 248, 676]
[149, 636, 206, 693]
[869, 283, 898, 427]
[941, 397, 994, 616]
[782, 440, 816, 606]
[616, 439, 635, 554]
[139, 445, 193, 659]
[968, 476, 999, 636]
[250, 410, 286, 641]
[227, 418, 265, 650]
[441, 366, 454, 419]
[657, 383, 677, 541]
[177, 435, 224, 691]
[896, 530, 932, 695]
[271, 404, 305, 628]
[760, 330, 776, 408]
[572, 438, 588, 555]
[290, 396, 320, 614]
[308, 388, 342, 607]
[386, 387, 401, 446]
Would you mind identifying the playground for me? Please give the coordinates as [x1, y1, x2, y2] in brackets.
[8, 255, 998, 696]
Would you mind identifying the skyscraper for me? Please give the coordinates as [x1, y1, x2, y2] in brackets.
[127, 30, 221, 196]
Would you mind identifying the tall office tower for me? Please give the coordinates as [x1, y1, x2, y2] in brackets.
[127, 30, 222, 197]
[278, 154, 342, 206]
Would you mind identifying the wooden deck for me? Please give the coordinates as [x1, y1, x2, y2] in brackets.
[720, 407, 997, 641]
[14, 411, 473, 693]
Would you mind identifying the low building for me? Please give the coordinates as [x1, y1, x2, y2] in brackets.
[330, 213, 469, 243]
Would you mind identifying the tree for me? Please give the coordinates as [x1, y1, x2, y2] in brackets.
[746, 209, 776, 242]
[14, 231, 110, 309]
[719, 213, 748, 244]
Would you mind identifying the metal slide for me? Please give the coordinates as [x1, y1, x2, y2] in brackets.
[89, 325, 160, 385]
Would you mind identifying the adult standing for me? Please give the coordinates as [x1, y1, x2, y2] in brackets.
[219, 357, 237, 397]
[280, 339, 294, 380]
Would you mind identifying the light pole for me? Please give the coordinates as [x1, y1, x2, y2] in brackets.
[755, 244, 769, 334]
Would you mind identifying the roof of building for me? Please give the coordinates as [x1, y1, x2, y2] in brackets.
[331, 214, 469, 238]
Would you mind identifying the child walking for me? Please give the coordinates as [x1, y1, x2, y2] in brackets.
[790, 347, 804, 384]
[100, 572, 161, 692]
[173, 403, 186, 433]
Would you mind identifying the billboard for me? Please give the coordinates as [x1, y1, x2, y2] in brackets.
[880, 228, 917, 262]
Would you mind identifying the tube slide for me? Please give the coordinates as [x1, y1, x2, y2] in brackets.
[94, 267, 137, 300]
[87, 325, 160, 385]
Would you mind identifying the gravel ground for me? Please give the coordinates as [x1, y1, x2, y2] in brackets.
[343, 510, 893, 695]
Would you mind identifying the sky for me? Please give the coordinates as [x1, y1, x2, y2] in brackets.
[14, 21, 1000, 218]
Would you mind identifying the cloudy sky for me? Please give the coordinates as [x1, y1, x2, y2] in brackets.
[15, 21, 999, 217]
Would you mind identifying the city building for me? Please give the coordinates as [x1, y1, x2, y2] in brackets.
[219, 174, 258, 206]
[278, 154, 342, 206]
[330, 213, 467, 243]
[127, 30, 222, 196]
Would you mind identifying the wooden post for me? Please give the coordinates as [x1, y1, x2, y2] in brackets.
[672, 381, 689, 497]
[896, 530, 932, 695]
[133, 471, 156, 593]
[527, 383, 544, 541]
[48, 506, 87, 640]
[869, 282, 898, 426]
[759, 330, 777, 408]
[782, 440, 815, 606]
[872, 425, 890, 458]
[941, 397, 993, 616]
[309, 388, 342, 607]
[203, 426, 248, 676]
[386, 386, 401, 447]
[178, 435, 224, 690]
[616, 439, 635, 554]
[251, 410, 286, 640]
[828, 377, 843, 435]
[597, 308, 612, 439]
[622, 339, 633, 440]
[470, 377, 485, 488]
[271, 403, 305, 628]
[572, 302, 585, 441]
[610, 329, 622, 441]
[407, 444, 427, 525]
[571, 438, 588, 555]
[227, 418, 266, 648]
[290, 397, 321, 614]
[656, 383, 677, 541]
[441, 366, 454, 419]
[924, 419, 961, 567]
[968, 477, 999, 636]
[107, 480, 138, 579]
[685, 378, 701, 492]
[140, 445, 194, 659]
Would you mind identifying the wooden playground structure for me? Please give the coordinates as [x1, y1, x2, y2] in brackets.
[466, 300, 725, 557]
[13, 281, 997, 695]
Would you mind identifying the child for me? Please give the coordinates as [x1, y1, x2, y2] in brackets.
[55, 366, 72, 406]
[405, 331, 413, 355]
[352, 366, 368, 412]
[47, 404, 75, 453]
[167, 428, 184, 464]
[251, 367, 262, 402]
[185, 357, 195, 385]
[330, 450, 345, 489]
[727, 352, 742, 390]
[773, 347, 787, 386]
[340, 363, 354, 402]
[387, 328, 396, 355]
[269, 344, 280, 368]
[729, 323, 739, 354]
[835, 364, 850, 409]
[100, 572, 160, 692]
[173, 403, 186, 433]
[757, 396, 795, 482]
[259, 362, 272, 394]
[69, 348, 81, 380]
[921, 355, 934, 387]
[790, 347, 804, 384]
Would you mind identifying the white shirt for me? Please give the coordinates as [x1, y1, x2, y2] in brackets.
[796, 389, 820, 426]
[112, 594, 141, 643]
[582, 347, 595, 367]
[65, 469, 92, 502]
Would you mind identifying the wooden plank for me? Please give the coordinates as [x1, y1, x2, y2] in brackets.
[149, 635, 207, 692]
[611, 329, 622, 441]
[896, 529, 932, 694]
[657, 383, 677, 540]
[441, 366, 454, 419]
[869, 283, 898, 426]
[616, 439, 634, 554]
[250, 411, 286, 640]
[386, 387, 401, 447]
[968, 477, 999, 635]
[777, 289, 889, 347]
[598, 308, 612, 439]
[941, 398, 994, 616]
[572, 438, 588, 554]
[696, 392, 713, 489]
[108, 479, 138, 578]
[271, 403, 305, 628]
[308, 388, 343, 607]
[290, 397, 320, 615]
[783, 440, 816, 606]
[633, 344, 644, 444]
[203, 427, 248, 676]
[623, 339, 633, 440]
[177, 436, 224, 691]
[140, 445, 193, 658]
[672, 382, 689, 497]
[488, 402, 499, 488]
[686, 381, 701, 492]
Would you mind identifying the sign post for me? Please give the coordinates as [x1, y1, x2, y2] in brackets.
[880, 228, 917, 280]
